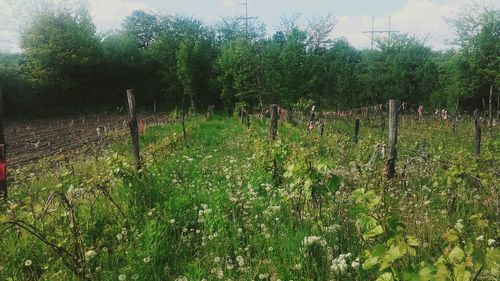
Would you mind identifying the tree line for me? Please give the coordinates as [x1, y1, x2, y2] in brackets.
[0, 2, 498, 118]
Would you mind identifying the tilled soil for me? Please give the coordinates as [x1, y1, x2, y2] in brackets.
[3, 112, 168, 167]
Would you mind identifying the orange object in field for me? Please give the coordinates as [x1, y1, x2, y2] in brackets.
[139, 119, 145, 134]
[0, 162, 5, 181]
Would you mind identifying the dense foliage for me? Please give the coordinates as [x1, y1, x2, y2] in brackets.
[0, 3, 498, 116]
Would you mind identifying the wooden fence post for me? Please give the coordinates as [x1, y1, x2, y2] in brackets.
[153, 99, 158, 125]
[246, 113, 251, 129]
[387, 100, 398, 179]
[354, 119, 360, 144]
[308, 105, 316, 132]
[0, 88, 6, 199]
[380, 107, 385, 133]
[269, 104, 278, 142]
[240, 107, 246, 124]
[127, 89, 141, 172]
[475, 117, 481, 157]
[488, 85, 492, 125]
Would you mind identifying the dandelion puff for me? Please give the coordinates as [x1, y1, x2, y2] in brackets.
[143, 257, 150, 263]
[488, 239, 496, 246]
[118, 274, 126, 281]
[85, 250, 97, 260]
[24, 260, 32, 267]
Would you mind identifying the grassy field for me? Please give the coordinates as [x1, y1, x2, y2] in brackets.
[0, 114, 499, 281]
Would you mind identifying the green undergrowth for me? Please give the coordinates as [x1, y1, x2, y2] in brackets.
[0, 115, 499, 281]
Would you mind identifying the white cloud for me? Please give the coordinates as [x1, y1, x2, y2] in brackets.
[334, 0, 497, 50]
[88, 0, 150, 32]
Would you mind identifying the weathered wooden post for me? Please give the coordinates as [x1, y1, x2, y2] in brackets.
[319, 120, 325, 137]
[489, 85, 492, 125]
[285, 109, 294, 123]
[205, 105, 214, 120]
[153, 99, 158, 125]
[240, 107, 246, 124]
[246, 112, 251, 129]
[387, 100, 398, 179]
[380, 107, 385, 133]
[308, 105, 316, 132]
[127, 89, 141, 172]
[269, 104, 278, 142]
[354, 119, 360, 144]
[475, 117, 481, 157]
[0, 89, 6, 199]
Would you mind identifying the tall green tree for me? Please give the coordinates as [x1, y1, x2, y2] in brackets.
[21, 6, 102, 106]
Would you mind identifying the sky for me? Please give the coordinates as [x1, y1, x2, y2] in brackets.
[0, 0, 499, 52]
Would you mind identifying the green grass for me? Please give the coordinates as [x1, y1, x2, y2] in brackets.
[0, 114, 499, 281]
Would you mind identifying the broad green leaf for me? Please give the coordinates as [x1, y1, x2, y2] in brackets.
[376, 272, 395, 281]
[363, 225, 384, 240]
[448, 246, 465, 263]
[443, 229, 460, 243]
[407, 235, 420, 247]
[363, 256, 380, 270]
[485, 248, 500, 275]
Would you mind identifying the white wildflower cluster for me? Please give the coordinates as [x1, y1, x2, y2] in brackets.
[198, 204, 211, 224]
[302, 236, 327, 247]
[210, 267, 224, 279]
[324, 224, 341, 233]
[454, 219, 464, 232]
[331, 253, 352, 273]
[351, 257, 360, 269]
[478, 237, 496, 246]
[258, 273, 270, 279]
[85, 249, 97, 260]
[236, 255, 245, 267]
[116, 228, 128, 241]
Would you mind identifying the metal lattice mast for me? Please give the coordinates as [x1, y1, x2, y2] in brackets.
[363, 16, 399, 49]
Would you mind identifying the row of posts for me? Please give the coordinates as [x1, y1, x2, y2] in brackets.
[0, 94, 487, 200]
[267, 99, 483, 180]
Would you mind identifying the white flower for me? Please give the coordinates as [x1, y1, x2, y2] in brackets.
[143, 257, 150, 263]
[170, 219, 176, 224]
[302, 236, 323, 247]
[476, 235, 484, 241]
[351, 258, 360, 269]
[331, 253, 350, 273]
[488, 239, 496, 246]
[85, 250, 97, 260]
[454, 219, 464, 232]
[236, 255, 244, 266]
[258, 273, 269, 280]
[325, 224, 341, 233]
[24, 260, 32, 267]
[118, 274, 126, 281]
[216, 268, 224, 279]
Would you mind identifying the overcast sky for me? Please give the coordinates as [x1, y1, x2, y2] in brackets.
[0, 0, 498, 52]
